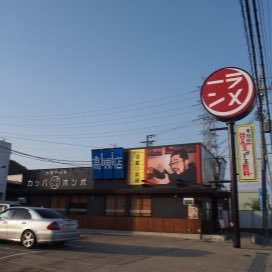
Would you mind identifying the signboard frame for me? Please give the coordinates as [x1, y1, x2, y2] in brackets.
[236, 124, 258, 182]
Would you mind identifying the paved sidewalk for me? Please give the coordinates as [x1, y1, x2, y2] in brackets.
[80, 229, 272, 272]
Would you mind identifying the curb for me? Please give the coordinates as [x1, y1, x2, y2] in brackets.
[80, 229, 228, 241]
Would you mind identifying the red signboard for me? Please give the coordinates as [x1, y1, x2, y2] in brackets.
[201, 67, 256, 121]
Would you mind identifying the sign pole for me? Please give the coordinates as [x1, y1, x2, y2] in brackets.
[201, 67, 256, 249]
[227, 121, 241, 248]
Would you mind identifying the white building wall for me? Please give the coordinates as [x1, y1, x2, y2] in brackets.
[0, 140, 11, 200]
[222, 210, 272, 229]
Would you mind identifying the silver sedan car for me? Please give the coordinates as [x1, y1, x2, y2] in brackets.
[0, 207, 80, 248]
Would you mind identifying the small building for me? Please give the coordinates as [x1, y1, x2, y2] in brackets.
[0, 140, 11, 200]
[5, 174, 24, 202]
[7, 143, 230, 235]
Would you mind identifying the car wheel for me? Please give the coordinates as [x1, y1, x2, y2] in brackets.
[21, 230, 36, 249]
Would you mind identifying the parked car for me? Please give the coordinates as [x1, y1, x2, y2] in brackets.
[0, 207, 80, 248]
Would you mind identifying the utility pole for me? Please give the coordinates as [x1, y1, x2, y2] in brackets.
[228, 121, 241, 248]
[242, 0, 270, 239]
[141, 134, 156, 147]
[258, 77, 268, 238]
[201, 110, 219, 156]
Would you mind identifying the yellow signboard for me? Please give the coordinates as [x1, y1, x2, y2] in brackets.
[128, 149, 146, 185]
[236, 124, 258, 182]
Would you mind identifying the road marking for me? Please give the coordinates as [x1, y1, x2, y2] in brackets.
[66, 243, 83, 248]
[0, 252, 31, 260]
[0, 246, 27, 252]
[248, 253, 268, 272]
[0, 249, 48, 260]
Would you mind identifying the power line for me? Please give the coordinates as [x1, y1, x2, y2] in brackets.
[240, 0, 270, 238]
[0, 92, 195, 120]
[0, 145, 91, 167]
[0, 107, 199, 130]
[0, 135, 100, 148]
[252, 0, 272, 130]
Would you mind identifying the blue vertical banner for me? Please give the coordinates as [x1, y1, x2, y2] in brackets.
[102, 149, 114, 179]
[92, 148, 125, 180]
[113, 147, 124, 179]
[92, 149, 103, 179]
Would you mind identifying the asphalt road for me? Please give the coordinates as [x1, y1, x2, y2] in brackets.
[0, 232, 271, 272]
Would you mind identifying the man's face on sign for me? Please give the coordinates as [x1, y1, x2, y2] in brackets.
[169, 154, 187, 174]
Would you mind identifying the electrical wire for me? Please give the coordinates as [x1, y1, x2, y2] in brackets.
[0, 92, 196, 120]
[0, 145, 92, 167]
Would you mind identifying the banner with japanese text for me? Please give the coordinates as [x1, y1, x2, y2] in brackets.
[91, 148, 125, 179]
[102, 149, 114, 179]
[92, 149, 103, 179]
[236, 124, 258, 182]
[113, 148, 125, 179]
[128, 149, 146, 185]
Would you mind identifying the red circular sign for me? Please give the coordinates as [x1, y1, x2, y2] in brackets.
[201, 67, 256, 121]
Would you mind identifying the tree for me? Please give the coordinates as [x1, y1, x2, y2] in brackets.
[244, 198, 260, 211]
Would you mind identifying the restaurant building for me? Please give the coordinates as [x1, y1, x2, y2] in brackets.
[8, 143, 230, 235]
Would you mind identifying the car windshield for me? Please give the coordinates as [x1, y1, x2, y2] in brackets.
[34, 208, 65, 219]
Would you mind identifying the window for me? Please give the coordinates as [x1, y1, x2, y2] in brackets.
[13, 209, 31, 219]
[35, 208, 64, 219]
[69, 195, 88, 214]
[202, 198, 212, 220]
[105, 195, 126, 216]
[0, 209, 15, 219]
[51, 195, 66, 212]
[130, 195, 151, 217]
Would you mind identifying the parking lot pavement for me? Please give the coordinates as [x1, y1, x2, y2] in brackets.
[0, 231, 271, 272]
[0, 243, 34, 260]
[79, 229, 272, 272]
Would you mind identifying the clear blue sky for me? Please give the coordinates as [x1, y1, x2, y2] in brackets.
[0, 0, 263, 190]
